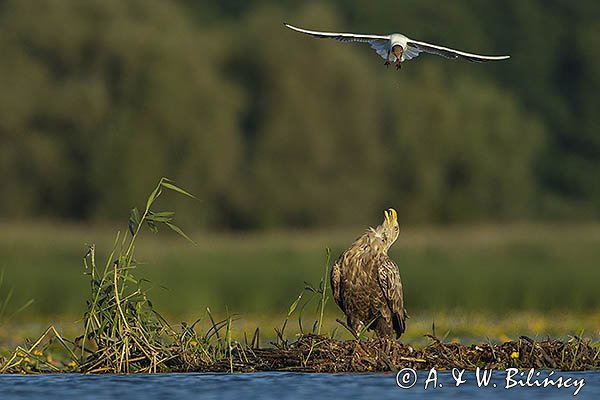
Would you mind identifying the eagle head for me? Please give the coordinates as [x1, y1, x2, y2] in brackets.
[372, 208, 400, 251]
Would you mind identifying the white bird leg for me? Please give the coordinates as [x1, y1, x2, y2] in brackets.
[393, 45, 404, 70]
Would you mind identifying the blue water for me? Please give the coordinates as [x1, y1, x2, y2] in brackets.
[0, 371, 597, 400]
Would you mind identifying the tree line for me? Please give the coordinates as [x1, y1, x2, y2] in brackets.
[0, 0, 597, 228]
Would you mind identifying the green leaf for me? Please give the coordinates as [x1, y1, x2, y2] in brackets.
[130, 208, 140, 223]
[160, 181, 196, 199]
[145, 185, 162, 211]
[0, 286, 13, 317]
[164, 221, 196, 244]
[146, 211, 174, 223]
[12, 298, 34, 316]
[147, 220, 159, 233]
[287, 291, 303, 316]
[129, 208, 140, 235]
[151, 211, 175, 217]
[303, 281, 316, 293]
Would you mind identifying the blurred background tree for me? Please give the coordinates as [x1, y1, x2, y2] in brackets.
[0, 0, 243, 226]
[0, 0, 598, 229]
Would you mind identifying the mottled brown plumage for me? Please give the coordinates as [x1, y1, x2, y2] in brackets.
[331, 208, 407, 339]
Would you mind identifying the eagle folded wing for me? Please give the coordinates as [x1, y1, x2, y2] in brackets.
[330, 258, 343, 310]
[377, 257, 407, 334]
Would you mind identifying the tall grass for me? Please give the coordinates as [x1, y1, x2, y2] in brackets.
[0, 178, 240, 373]
[76, 177, 195, 373]
[0, 270, 34, 324]
[77, 242, 176, 373]
[275, 248, 333, 350]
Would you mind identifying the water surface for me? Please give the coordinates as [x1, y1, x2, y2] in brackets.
[0, 370, 597, 399]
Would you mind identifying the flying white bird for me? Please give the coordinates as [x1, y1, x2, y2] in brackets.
[284, 23, 510, 70]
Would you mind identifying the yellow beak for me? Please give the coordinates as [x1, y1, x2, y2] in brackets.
[386, 208, 397, 223]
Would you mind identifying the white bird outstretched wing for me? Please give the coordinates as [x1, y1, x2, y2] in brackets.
[284, 23, 390, 43]
[284, 23, 391, 60]
[406, 39, 510, 63]
[369, 40, 391, 59]
[284, 23, 510, 63]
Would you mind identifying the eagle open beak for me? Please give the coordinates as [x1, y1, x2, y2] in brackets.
[387, 208, 397, 223]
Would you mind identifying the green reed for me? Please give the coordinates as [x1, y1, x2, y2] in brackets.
[0, 178, 241, 374]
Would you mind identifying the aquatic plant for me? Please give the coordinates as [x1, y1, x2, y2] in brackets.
[275, 248, 331, 346]
[75, 178, 195, 373]
[0, 178, 205, 374]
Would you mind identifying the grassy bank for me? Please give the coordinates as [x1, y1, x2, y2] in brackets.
[1, 221, 600, 319]
[2, 312, 599, 351]
[1, 211, 599, 372]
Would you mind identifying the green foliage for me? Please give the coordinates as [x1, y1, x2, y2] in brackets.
[78, 177, 195, 372]
[385, 65, 544, 222]
[0, 1, 598, 227]
[230, 4, 388, 228]
[0, 179, 247, 373]
[0, 0, 242, 223]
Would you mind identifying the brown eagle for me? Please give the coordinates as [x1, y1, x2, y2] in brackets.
[331, 208, 407, 338]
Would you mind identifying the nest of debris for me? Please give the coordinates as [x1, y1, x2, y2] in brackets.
[185, 334, 600, 373]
